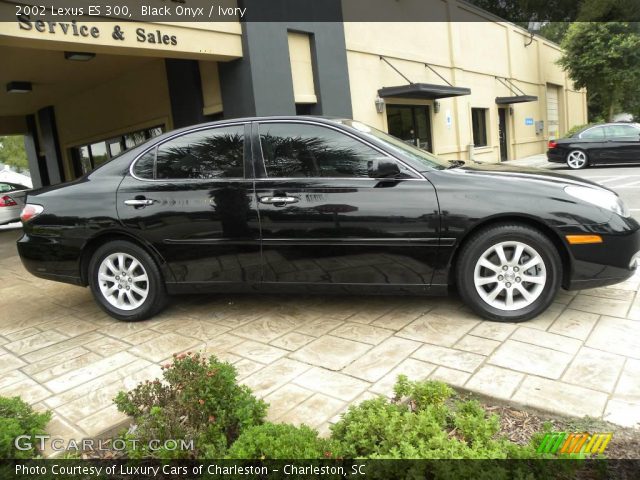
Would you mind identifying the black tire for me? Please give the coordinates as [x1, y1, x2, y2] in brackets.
[456, 224, 562, 322]
[566, 149, 589, 170]
[88, 240, 167, 321]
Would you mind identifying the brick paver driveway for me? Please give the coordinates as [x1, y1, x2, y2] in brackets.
[1, 227, 639, 450]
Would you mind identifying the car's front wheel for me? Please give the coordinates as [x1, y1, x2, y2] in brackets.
[456, 224, 561, 322]
[566, 149, 588, 169]
[88, 240, 167, 321]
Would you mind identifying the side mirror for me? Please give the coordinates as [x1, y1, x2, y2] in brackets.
[369, 159, 401, 178]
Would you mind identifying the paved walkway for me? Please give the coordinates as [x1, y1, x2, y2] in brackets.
[1, 227, 639, 455]
[502, 154, 555, 169]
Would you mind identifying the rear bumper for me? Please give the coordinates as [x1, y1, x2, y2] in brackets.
[0, 206, 21, 225]
[546, 149, 565, 163]
[562, 225, 640, 290]
[17, 233, 83, 286]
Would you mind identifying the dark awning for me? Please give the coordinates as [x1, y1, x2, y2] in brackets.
[378, 83, 471, 100]
[495, 95, 538, 105]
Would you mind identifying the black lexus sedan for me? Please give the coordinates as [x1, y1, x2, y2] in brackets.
[17, 117, 640, 322]
[547, 122, 640, 169]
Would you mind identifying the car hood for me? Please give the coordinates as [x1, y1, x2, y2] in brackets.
[444, 162, 607, 191]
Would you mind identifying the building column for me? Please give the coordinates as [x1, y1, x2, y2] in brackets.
[23, 115, 46, 188]
[165, 59, 206, 129]
[36, 106, 63, 185]
[219, 0, 352, 119]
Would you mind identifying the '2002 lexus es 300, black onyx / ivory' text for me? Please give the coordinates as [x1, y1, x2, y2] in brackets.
[17, 117, 640, 322]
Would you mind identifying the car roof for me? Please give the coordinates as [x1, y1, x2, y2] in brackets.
[572, 122, 640, 136]
[164, 115, 350, 137]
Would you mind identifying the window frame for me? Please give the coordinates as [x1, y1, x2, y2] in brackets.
[471, 108, 489, 148]
[254, 120, 421, 181]
[72, 125, 165, 176]
[129, 122, 250, 182]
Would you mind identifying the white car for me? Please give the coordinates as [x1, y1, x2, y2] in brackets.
[0, 182, 29, 225]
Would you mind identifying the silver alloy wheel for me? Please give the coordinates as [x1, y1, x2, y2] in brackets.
[567, 150, 587, 169]
[97, 252, 149, 311]
[473, 241, 546, 311]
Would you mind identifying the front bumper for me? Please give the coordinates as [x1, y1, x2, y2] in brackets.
[561, 225, 640, 290]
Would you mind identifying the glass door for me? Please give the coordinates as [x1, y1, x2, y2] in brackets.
[386, 105, 433, 152]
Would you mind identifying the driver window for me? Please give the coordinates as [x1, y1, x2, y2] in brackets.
[258, 123, 416, 179]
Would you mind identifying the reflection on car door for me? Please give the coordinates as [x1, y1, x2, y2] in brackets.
[253, 121, 440, 292]
[603, 124, 640, 164]
[117, 123, 262, 287]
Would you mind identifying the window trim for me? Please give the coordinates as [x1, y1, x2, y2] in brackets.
[471, 108, 489, 148]
[74, 125, 165, 176]
[255, 119, 423, 180]
[129, 122, 248, 182]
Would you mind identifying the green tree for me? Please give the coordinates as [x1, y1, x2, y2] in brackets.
[0, 136, 28, 172]
[538, 22, 571, 44]
[558, 22, 640, 121]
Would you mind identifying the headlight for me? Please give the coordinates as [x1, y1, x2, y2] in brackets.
[564, 185, 630, 218]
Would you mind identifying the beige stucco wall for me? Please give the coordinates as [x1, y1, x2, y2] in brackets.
[54, 58, 173, 180]
[345, 6, 587, 162]
[0, 15, 242, 180]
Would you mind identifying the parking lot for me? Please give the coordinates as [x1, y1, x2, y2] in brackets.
[1, 163, 640, 452]
[546, 164, 640, 220]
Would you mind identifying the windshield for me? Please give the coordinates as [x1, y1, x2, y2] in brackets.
[340, 120, 450, 170]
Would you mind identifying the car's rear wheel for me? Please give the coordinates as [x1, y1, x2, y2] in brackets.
[566, 149, 588, 169]
[456, 224, 561, 322]
[88, 240, 167, 321]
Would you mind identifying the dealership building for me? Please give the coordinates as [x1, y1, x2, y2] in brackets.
[0, 0, 587, 188]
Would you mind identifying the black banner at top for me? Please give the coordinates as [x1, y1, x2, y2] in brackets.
[1, 0, 640, 23]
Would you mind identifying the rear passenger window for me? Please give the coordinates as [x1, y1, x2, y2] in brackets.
[580, 127, 605, 140]
[133, 150, 155, 179]
[605, 125, 640, 138]
[155, 126, 244, 179]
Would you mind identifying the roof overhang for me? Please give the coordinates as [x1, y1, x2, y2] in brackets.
[378, 83, 471, 100]
[495, 95, 538, 105]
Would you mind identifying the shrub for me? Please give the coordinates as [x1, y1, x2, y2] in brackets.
[331, 378, 543, 460]
[227, 423, 332, 459]
[0, 396, 51, 459]
[114, 352, 267, 458]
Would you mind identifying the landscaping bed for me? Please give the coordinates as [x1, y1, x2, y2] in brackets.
[3, 352, 638, 462]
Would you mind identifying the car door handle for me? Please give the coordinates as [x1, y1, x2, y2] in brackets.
[259, 196, 299, 205]
[124, 199, 155, 207]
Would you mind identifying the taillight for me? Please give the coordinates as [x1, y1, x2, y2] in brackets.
[0, 195, 17, 207]
[548, 140, 557, 149]
[20, 204, 44, 222]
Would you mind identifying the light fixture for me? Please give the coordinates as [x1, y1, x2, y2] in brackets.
[375, 96, 385, 114]
[6, 81, 32, 94]
[509, 106, 514, 116]
[64, 51, 96, 61]
[434, 100, 441, 114]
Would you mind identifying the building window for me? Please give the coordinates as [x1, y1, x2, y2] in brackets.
[71, 125, 164, 176]
[471, 108, 488, 147]
[288, 32, 317, 105]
